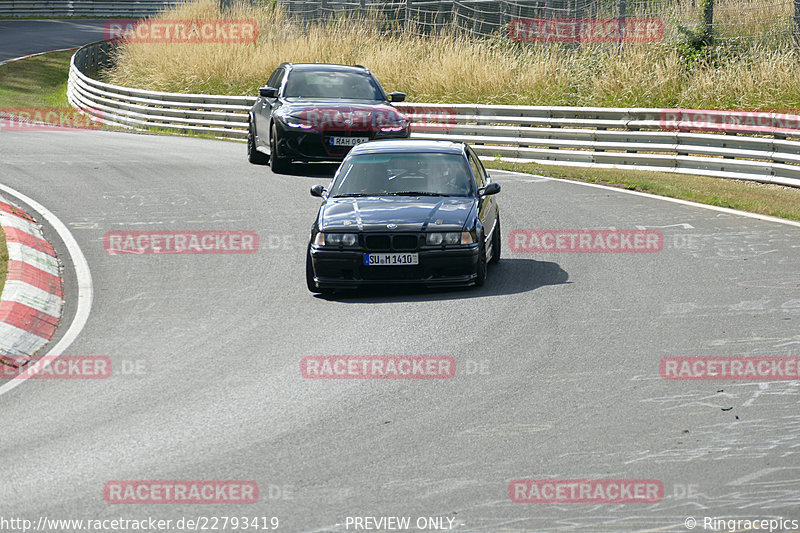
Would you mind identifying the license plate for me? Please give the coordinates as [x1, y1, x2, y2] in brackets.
[330, 136, 369, 147]
[363, 253, 419, 266]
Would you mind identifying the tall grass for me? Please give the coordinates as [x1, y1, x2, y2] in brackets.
[105, 0, 800, 110]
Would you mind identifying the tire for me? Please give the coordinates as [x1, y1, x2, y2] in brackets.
[475, 230, 487, 287]
[306, 249, 321, 293]
[247, 122, 268, 165]
[270, 125, 292, 174]
[489, 216, 501, 264]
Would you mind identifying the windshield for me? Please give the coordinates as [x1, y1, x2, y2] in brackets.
[330, 153, 475, 197]
[283, 70, 384, 100]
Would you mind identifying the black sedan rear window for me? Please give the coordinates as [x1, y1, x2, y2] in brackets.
[330, 153, 475, 197]
[283, 71, 384, 100]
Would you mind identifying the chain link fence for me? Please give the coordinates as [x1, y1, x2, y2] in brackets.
[271, 0, 800, 47]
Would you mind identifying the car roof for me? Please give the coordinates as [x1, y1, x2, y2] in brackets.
[284, 63, 371, 74]
[349, 140, 467, 156]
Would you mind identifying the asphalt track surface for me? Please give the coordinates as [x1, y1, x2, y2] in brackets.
[1, 22, 800, 533]
[0, 19, 108, 62]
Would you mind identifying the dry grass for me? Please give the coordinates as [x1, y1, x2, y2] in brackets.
[105, 0, 800, 111]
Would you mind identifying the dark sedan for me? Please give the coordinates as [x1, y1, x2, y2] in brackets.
[306, 140, 501, 293]
[248, 62, 410, 173]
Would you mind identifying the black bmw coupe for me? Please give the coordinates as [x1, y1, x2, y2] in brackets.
[248, 63, 410, 173]
[306, 140, 501, 293]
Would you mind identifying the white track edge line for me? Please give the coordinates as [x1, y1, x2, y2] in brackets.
[0, 183, 93, 397]
[0, 46, 80, 67]
[488, 169, 800, 229]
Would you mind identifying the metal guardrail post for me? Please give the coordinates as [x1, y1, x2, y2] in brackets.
[701, 0, 715, 44]
[616, 0, 626, 46]
[794, 0, 800, 50]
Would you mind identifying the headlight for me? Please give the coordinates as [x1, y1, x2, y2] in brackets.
[443, 232, 461, 245]
[315, 233, 359, 247]
[283, 115, 314, 129]
[426, 232, 474, 245]
[378, 115, 410, 133]
[426, 233, 444, 245]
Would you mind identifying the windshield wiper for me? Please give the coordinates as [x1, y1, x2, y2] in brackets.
[332, 193, 377, 197]
[388, 191, 449, 196]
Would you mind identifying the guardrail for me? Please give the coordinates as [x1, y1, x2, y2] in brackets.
[67, 40, 800, 187]
[0, 0, 186, 17]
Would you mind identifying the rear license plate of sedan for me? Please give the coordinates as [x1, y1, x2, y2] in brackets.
[364, 253, 419, 266]
[330, 136, 369, 147]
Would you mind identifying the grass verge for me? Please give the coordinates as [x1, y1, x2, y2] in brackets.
[483, 160, 800, 222]
[0, 49, 73, 108]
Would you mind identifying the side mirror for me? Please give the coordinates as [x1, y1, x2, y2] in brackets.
[388, 92, 406, 103]
[480, 182, 501, 196]
[310, 185, 326, 198]
[259, 86, 278, 98]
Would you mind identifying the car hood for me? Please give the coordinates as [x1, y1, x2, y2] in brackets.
[279, 100, 406, 129]
[320, 196, 476, 233]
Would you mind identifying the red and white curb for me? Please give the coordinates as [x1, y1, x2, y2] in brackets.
[0, 195, 64, 368]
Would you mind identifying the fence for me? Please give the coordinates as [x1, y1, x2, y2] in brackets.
[67, 40, 800, 187]
[274, 0, 800, 47]
[0, 0, 188, 17]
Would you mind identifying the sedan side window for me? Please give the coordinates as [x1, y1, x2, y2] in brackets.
[467, 150, 486, 189]
[266, 68, 284, 93]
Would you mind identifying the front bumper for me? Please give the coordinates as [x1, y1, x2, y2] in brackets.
[309, 245, 480, 288]
[277, 124, 409, 163]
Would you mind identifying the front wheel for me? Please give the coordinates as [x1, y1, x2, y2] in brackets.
[247, 123, 268, 165]
[475, 231, 487, 287]
[270, 125, 292, 174]
[489, 216, 501, 264]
